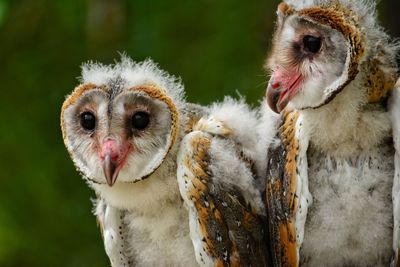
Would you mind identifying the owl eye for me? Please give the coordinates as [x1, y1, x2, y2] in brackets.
[131, 111, 150, 130]
[303, 35, 322, 53]
[80, 112, 96, 131]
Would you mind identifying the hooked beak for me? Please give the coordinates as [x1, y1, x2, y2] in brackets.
[267, 80, 285, 113]
[100, 139, 128, 187]
[102, 153, 119, 186]
[266, 71, 302, 113]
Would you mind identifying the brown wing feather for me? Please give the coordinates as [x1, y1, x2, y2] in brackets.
[179, 128, 271, 267]
[265, 110, 300, 267]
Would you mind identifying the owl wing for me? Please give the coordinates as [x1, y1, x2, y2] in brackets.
[177, 116, 271, 267]
[264, 110, 312, 267]
[389, 85, 400, 266]
[95, 199, 133, 267]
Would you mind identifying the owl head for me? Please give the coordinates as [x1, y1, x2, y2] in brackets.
[266, 0, 398, 113]
[61, 57, 185, 186]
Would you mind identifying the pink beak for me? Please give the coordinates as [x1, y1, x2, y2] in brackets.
[100, 139, 122, 186]
[266, 69, 302, 113]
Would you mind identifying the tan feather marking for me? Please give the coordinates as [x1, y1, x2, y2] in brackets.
[215, 260, 225, 267]
[60, 83, 98, 152]
[266, 177, 285, 265]
[185, 116, 197, 133]
[281, 111, 300, 214]
[229, 240, 241, 267]
[364, 59, 397, 103]
[278, 221, 297, 267]
[191, 177, 208, 193]
[195, 202, 215, 254]
[212, 203, 224, 223]
[185, 114, 202, 134]
[242, 211, 256, 231]
[278, 2, 294, 17]
[266, 110, 300, 266]
[267, 185, 298, 267]
[266, 178, 282, 211]
[280, 110, 299, 266]
[184, 135, 218, 257]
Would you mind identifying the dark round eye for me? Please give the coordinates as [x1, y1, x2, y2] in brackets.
[303, 35, 322, 53]
[131, 112, 150, 130]
[80, 112, 96, 131]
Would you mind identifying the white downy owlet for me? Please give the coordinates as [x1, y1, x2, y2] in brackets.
[259, 0, 400, 266]
[61, 57, 271, 266]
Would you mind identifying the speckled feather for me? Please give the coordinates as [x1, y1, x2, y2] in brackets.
[95, 199, 135, 267]
[265, 110, 311, 267]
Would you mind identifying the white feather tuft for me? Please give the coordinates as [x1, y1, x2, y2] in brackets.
[81, 55, 186, 111]
[208, 97, 260, 160]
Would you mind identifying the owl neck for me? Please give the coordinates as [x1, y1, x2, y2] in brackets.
[92, 150, 183, 214]
[299, 74, 392, 157]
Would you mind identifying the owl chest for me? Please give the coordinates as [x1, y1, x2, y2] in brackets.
[124, 206, 198, 267]
[300, 144, 394, 267]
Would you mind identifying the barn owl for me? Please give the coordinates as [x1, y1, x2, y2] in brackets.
[260, 0, 400, 266]
[60, 57, 270, 266]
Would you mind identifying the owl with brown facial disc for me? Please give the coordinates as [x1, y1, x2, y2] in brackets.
[258, 0, 400, 266]
[61, 57, 271, 267]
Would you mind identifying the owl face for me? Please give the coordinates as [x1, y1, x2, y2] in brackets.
[61, 59, 183, 186]
[266, 2, 364, 113]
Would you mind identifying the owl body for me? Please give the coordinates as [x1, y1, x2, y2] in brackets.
[262, 101, 396, 267]
[93, 155, 198, 266]
[61, 57, 270, 266]
[263, 0, 400, 266]
[302, 139, 394, 266]
[298, 87, 395, 266]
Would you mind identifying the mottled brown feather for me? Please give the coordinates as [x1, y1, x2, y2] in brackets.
[185, 133, 271, 266]
[266, 110, 300, 267]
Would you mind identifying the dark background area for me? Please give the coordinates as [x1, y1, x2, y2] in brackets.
[0, 1, 398, 266]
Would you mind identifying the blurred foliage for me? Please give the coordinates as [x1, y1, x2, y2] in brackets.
[0, 0, 398, 266]
[0, 1, 8, 26]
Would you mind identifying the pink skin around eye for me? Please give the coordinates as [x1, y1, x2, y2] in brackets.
[99, 139, 132, 186]
[266, 68, 303, 113]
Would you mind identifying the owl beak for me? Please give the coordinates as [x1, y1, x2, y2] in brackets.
[266, 70, 302, 113]
[100, 139, 125, 187]
[267, 80, 284, 113]
[103, 153, 118, 186]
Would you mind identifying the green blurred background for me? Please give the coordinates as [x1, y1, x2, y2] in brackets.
[0, 0, 399, 266]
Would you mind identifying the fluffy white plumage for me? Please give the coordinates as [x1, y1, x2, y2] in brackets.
[81, 57, 186, 111]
